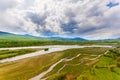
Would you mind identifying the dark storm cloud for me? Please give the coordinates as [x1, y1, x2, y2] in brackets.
[26, 12, 46, 26]
[61, 21, 77, 33]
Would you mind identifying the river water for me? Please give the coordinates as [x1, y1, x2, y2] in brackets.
[0, 45, 112, 63]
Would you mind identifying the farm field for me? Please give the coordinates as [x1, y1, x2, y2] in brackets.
[0, 48, 42, 60]
[0, 47, 119, 80]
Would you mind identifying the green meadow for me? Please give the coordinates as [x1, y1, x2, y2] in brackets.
[0, 48, 42, 60]
[0, 34, 120, 48]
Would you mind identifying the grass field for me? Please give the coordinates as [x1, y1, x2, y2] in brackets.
[0, 51, 63, 80]
[0, 37, 120, 48]
[46, 48, 120, 80]
[77, 48, 120, 80]
[0, 48, 42, 60]
[1, 47, 119, 80]
[43, 47, 109, 80]
[0, 32, 120, 48]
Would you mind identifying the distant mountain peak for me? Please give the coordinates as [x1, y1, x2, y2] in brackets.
[0, 31, 86, 41]
[48, 37, 86, 41]
[0, 31, 11, 35]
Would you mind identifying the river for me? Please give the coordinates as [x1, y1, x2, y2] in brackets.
[0, 45, 112, 63]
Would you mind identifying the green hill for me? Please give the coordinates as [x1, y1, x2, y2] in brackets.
[0, 31, 120, 47]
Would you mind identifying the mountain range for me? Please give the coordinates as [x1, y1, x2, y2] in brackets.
[0, 31, 86, 41]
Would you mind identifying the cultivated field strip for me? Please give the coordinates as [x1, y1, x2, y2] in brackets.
[30, 50, 109, 80]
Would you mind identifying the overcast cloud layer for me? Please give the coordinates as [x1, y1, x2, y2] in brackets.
[0, 0, 120, 40]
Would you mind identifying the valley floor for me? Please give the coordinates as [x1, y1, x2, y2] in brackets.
[0, 45, 120, 80]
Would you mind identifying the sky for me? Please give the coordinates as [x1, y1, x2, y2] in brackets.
[0, 0, 120, 40]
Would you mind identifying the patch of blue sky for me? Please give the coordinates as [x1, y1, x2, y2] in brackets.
[107, 2, 119, 8]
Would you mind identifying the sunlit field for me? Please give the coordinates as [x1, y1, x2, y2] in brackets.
[0, 47, 119, 80]
[0, 48, 42, 60]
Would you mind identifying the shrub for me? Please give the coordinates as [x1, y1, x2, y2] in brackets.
[44, 48, 49, 51]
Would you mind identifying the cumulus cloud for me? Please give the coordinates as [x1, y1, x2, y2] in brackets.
[0, 0, 120, 39]
[0, 0, 18, 11]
